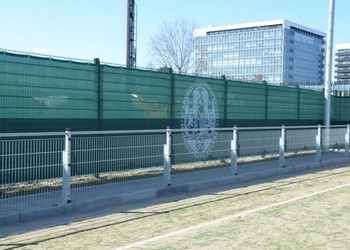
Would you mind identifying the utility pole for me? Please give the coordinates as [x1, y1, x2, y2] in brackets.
[324, 0, 335, 152]
[126, 0, 137, 68]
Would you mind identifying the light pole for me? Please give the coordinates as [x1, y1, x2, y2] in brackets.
[324, 0, 335, 152]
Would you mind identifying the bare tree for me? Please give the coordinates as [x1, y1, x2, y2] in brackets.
[253, 74, 266, 83]
[148, 18, 196, 74]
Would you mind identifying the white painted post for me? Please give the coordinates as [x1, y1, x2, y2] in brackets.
[62, 129, 72, 203]
[231, 126, 238, 175]
[324, 0, 336, 153]
[279, 125, 285, 168]
[345, 124, 350, 157]
[316, 125, 322, 162]
[163, 127, 171, 186]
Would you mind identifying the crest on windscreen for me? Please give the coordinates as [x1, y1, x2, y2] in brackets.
[181, 81, 219, 158]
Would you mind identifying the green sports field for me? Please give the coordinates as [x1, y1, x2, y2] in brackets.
[2, 166, 350, 250]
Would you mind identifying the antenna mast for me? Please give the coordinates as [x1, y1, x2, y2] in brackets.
[126, 0, 137, 68]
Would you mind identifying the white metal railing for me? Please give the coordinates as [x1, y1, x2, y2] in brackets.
[1, 125, 350, 216]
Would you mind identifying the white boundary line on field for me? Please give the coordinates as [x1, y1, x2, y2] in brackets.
[115, 182, 350, 250]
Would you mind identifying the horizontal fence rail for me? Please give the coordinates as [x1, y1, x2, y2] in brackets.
[1, 125, 350, 216]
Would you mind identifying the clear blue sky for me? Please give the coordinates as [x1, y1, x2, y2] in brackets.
[0, 0, 348, 68]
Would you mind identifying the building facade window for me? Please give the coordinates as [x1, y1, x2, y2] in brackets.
[193, 19, 325, 86]
[335, 44, 350, 84]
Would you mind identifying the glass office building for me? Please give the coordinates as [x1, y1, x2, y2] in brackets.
[335, 44, 350, 84]
[193, 19, 325, 85]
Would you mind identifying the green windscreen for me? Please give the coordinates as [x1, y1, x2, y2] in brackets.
[102, 66, 171, 120]
[0, 50, 348, 132]
[0, 52, 97, 119]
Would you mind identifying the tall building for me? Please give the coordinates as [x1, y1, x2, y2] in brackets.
[335, 44, 350, 83]
[193, 19, 325, 85]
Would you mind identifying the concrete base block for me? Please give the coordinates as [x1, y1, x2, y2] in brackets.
[1, 157, 350, 226]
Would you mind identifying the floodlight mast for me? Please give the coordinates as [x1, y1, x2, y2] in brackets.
[324, 0, 335, 152]
[126, 0, 137, 68]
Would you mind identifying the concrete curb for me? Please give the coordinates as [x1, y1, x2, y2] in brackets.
[1, 157, 350, 226]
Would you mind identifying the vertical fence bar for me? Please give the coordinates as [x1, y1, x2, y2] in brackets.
[170, 70, 175, 123]
[163, 127, 171, 187]
[345, 124, 350, 157]
[279, 125, 285, 168]
[95, 58, 102, 130]
[223, 75, 228, 127]
[62, 129, 72, 203]
[316, 125, 322, 162]
[231, 126, 238, 175]
[265, 83, 268, 121]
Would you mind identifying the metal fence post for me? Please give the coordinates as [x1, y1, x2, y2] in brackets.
[231, 126, 238, 175]
[62, 129, 72, 203]
[163, 127, 171, 186]
[279, 125, 285, 168]
[316, 124, 322, 162]
[95, 58, 103, 130]
[345, 124, 350, 157]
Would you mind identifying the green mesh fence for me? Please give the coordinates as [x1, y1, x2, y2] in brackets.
[0, 52, 97, 119]
[100, 66, 172, 129]
[267, 85, 299, 120]
[300, 89, 324, 121]
[102, 67, 171, 119]
[331, 96, 350, 123]
[0, 52, 99, 131]
[227, 81, 266, 120]
[173, 74, 225, 125]
[0, 50, 348, 132]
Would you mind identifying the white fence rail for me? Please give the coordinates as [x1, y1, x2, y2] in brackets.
[1, 125, 349, 215]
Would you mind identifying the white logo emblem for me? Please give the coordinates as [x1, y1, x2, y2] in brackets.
[181, 81, 219, 158]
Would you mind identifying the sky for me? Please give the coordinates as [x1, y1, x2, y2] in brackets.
[0, 0, 349, 68]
